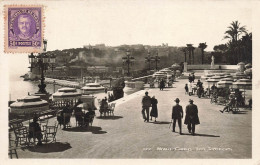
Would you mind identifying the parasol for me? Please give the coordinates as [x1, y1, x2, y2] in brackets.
[232, 79, 252, 99]
[233, 72, 246, 79]
[52, 87, 81, 101]
[217, 80, 233, 88]
[245, 63, 252, 69]
[244, 68, 252, 78]
[232, 79, 252, 90]
[10, 96, 49, 114]
[205, 78, 220, 88]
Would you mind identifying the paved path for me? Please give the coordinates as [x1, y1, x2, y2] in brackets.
[17, 79, 252, 158]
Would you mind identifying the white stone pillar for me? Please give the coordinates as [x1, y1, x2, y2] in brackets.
[184, 62, 188, 72]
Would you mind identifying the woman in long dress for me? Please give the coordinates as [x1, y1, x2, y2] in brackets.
[150, 96, 158, 122]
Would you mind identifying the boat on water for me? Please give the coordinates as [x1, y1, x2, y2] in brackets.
[81, 82, 105, 95]
[9, 96, 49, 114]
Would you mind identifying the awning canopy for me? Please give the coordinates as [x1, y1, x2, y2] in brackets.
[52, 87, 81, 101]
[10, 96, 49, 114]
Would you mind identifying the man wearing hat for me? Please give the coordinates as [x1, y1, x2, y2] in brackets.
[172, 98, 183, 134]
[142, 91, 151, 122]
[184, 99, 200, 135]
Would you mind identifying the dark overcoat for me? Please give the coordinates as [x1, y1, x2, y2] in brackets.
[184, 103, 200, 125]
[172, 104, 183, 119]
[150, 98, 158, 118]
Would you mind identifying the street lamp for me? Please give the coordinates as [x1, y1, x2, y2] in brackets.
[153, 51, 160, 71]
[122, 49, 135, 76]
[145, 51, 153, 70]
[28, 39, 56, 94]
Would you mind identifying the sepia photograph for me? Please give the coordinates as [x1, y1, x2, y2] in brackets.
[0, 0, 259, 164]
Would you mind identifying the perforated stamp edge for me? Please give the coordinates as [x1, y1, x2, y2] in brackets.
[3, 4, 45, 53]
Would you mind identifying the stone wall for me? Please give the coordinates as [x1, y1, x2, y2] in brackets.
[187, 65, 238, 70]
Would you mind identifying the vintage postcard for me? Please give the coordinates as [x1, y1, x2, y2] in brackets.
[0, 0, 260, 165]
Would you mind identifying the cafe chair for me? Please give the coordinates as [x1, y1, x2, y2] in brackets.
[44, 122, 59, 143]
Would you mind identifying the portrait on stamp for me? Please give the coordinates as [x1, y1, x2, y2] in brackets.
[5, 6, 43, 53]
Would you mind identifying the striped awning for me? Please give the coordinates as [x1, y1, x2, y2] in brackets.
[10, 96, 49, 114]
[52, 87, 81, 101]
[244, 68, 252, 75]
[217, 80, 233, 88]
[232, 79, 252, 90]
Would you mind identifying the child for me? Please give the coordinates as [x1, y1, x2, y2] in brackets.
[185, 84, 188, 94]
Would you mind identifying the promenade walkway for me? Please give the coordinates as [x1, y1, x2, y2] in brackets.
[17, 78, 252, 159]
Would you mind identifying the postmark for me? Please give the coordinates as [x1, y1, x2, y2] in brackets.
[4, 5, 44, 53]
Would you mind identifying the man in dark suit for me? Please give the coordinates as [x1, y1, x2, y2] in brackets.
[142, 91, 151, 122]
[184, 99, 200, 135]
[172, 98, 183, 135]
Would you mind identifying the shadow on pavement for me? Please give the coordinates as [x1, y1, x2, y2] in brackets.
[96, 116, 123, 120]
[180, 133, 220, 137]
[232, 111, 248, 114]
[63, 126, 107, 134]
[152, 121, 171, 124]
[26, 142, 72, 153]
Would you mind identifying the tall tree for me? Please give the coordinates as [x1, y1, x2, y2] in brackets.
[223, 21, 247, 64]
[198, 42, 207, 64]
[186, 44, 193, 64]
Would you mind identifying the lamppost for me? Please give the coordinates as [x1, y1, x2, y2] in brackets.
[122, 49, 135, 76]
[28, 39, 56, 94]
[153, 51, 160, 71]
[145, 51, 153, 71]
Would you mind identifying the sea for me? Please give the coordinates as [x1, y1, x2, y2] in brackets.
[8, 54, 113, 101]
[8, 54, 60, 101]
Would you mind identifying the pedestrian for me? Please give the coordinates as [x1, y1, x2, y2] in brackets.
[185, 84, 188, 94]
[188, 74, 192, 83]
[142, 91, 151, 122]
[192, 73, 195, 83]
[188, 81, 193, 96]
[150, 96, 158, 122]
[159, 79, 165, 90]
[248, 99, 252, 109]
[172, 98, 183, 134]
[184, 99, 200, 135]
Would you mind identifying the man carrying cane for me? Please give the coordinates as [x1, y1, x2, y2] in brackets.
[171, 98, 183, 135]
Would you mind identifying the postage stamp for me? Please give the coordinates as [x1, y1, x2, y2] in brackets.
[4, 5, 44, 53]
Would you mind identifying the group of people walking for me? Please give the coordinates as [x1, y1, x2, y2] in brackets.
[141, 91, 200, 135]
[141, 92, 158, 122]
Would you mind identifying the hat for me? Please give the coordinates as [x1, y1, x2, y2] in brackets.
[174, 98, 180, 103]
[189, 99, 194, 103]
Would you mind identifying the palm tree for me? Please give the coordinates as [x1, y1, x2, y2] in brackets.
[224, 21, 247, 42]
[223, 21, 247, 64]
[198, 43, 207, 64]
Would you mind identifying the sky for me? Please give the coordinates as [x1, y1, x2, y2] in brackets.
[0, 0, 252, 52]
[40, 0, 252, 51]
[0, 0, 254, 77]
